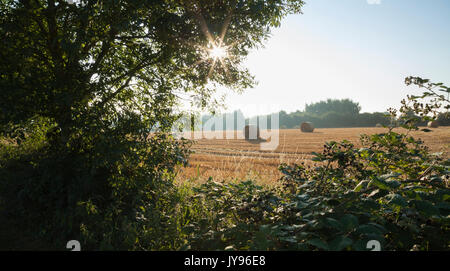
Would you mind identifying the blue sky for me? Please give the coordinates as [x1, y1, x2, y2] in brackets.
[222, 0, 450, 116]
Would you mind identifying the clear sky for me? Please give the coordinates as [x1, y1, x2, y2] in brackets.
[221, 0, 450, 117]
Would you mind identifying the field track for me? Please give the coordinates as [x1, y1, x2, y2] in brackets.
[176, 127, 450, 184]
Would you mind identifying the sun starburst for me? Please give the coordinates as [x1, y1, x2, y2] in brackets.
[189, 11, 237, 81]
[208, 44, 228, 60]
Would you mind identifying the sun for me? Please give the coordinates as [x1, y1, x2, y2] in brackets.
[208, 45, 228, 60]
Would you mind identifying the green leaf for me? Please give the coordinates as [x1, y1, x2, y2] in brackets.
[324, 217, 343, 231]
[369, 178, 390, 190]
[385, 179, 401, 189]
[339, 214, 359, 232]
[437, 190, 450, 201]
[352, 239, 370, 251]
[279, 236, 298, 243]
[367, 223, 387, 233]
[411, 200, 440, 217]
[354, 180, 370, 192]
[356, 224, 383, 235]
[329, 236, 353, 251]
[359, 199, 380, 210]
[295, 200, 310, 209]
[368, 189, 388, 199]
[307, 238, 329, 250]
[386, 193, 408, 207]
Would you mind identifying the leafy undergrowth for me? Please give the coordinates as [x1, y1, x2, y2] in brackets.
[1, 129, 448, 250]
[0, 130, 450, 251]
[180, 130, 449, 251]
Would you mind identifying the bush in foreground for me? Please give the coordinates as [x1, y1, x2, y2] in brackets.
[182, 131, 449, 251]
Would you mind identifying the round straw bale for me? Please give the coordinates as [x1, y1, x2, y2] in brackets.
[427, 120, 439, 128]
[243, 125, 260, 140]
[300, 122, 314, 133]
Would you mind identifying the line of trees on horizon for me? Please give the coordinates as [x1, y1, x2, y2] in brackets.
[193, 98, 450, 130]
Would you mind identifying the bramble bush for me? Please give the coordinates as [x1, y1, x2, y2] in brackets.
[178, 78, 449, 251]
[182, 135, 449, 250]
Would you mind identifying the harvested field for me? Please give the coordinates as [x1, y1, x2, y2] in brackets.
[176, 127, 450, 184]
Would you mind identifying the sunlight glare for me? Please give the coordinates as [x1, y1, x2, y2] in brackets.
[208, 45, 228, 60]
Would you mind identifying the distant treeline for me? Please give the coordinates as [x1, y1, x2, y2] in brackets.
[188, 99, 449, 131]
[274, 110, 389, 129]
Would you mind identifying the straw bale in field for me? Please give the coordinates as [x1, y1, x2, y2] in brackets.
[300, 122, 314, 133]
[244, 125, 260, 140]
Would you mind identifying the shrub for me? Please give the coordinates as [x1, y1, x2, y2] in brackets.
[182, 132, 449, 251]
[0, 122, 191, 250]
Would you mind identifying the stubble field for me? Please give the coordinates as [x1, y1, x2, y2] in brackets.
[176, 127, 450, 185]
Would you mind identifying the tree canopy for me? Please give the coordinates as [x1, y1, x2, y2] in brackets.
[0, 0, 304, 140]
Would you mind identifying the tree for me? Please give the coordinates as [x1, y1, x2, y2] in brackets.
[305, 98, 361, 116]
[1, 0, 303, 139]
[0, 0, 304, 249]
